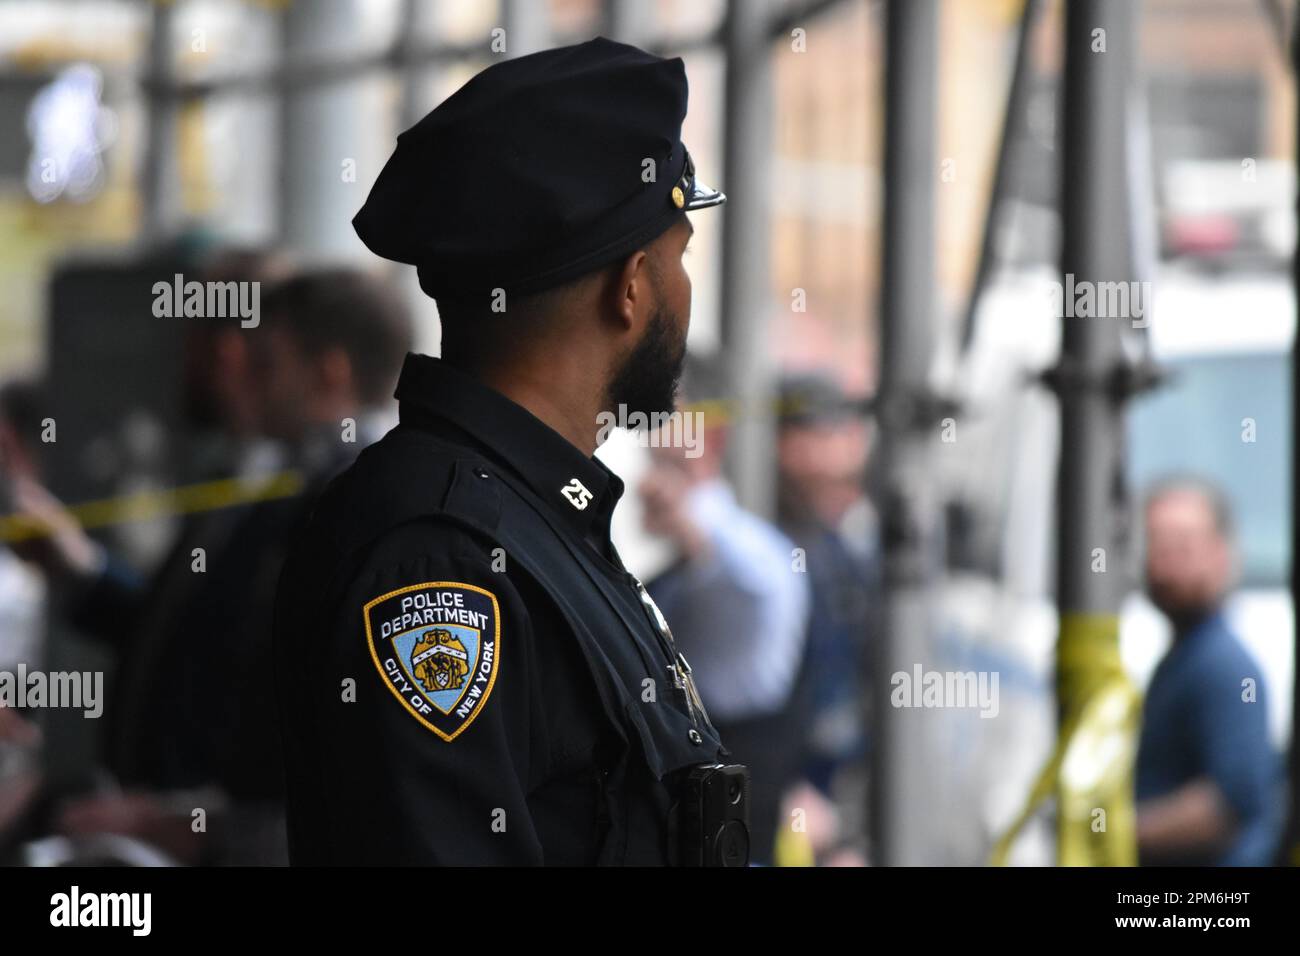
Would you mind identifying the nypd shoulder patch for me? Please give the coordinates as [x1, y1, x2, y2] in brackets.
[363, 581, 501, 741]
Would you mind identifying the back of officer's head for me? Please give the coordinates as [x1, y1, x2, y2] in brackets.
[435, 211, 684, 372]
[434, 268, 598, 374]
[255, 268, 412, 439]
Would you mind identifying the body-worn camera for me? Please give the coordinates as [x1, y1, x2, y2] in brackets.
[678, 763, 750, 867]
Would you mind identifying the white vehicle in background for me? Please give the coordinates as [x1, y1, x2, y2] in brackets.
[933, 262, 1294, 864]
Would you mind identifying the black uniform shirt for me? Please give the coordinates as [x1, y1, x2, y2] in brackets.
[273, 354, 726, 865]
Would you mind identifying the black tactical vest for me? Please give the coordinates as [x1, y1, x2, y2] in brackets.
[320, 422, 730, 864]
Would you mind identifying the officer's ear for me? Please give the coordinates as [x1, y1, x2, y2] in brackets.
[607, 249, 653, 333]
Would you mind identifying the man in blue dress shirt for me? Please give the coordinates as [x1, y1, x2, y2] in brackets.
[641, 357, 809, 865]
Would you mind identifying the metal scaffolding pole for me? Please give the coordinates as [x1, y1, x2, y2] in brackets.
[870, 0, 943, 867]
[719, 0, 776, 517]
[603, 0, 654, 43]
[278, 0, 393, 258]
[396, 0, 448, 358]
[957, 0, 1045, 357]
[397, 0, 444, 132]
[1283, 0, 1300, 867]
[1050, 0, 1141, 866]
[142, 0, 180, 237]
[503, 0, 549, 58]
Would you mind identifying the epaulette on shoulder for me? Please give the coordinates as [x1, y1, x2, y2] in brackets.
[315, 425, 503, 556]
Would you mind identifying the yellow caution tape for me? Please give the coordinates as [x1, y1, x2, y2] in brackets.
[0, 471, 305, 544]
[991, 612, 1141, 866]
[773, 819, 816, 868]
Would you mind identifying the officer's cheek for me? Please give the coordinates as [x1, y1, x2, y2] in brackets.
[675, 260, 693, 321]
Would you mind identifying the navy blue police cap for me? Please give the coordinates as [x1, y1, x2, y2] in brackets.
[352, 37, 724, 301]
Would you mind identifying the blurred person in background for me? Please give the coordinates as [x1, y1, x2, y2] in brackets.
[0, 380, 50, 677]
[0, 380, 50, 853]
[3, 262, 410, 864]
[0, 248, 294, 863]
[641, 355, 809, 865]
[774, 372, 876, 864]
[251, 267, 409, 458]
[180, 248, 296, 484]
[1, 247, 292, 590]
[1136, 477, 1283, 866]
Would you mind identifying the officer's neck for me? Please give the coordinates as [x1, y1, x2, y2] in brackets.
[479, 362, 602, 458]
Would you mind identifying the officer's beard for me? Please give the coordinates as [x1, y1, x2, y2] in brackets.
[605, 307, 687, 423]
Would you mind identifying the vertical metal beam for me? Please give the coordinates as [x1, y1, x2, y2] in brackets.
[958, 0, 1045, 356]
[603, 0, 653, 44]
[502, 0, 549, 58]
[870, 0, 942, 867]
[1058, 9, 1132, 619]
[1052, 0, 1140, 866]
[720, 0, 776, 517]
[398, 0, 443, 132]
[1283, 0, 1300, 867]
[397, 0, 448, 357]
[142, 0, 180, 237]
[278, 0, 388, 257]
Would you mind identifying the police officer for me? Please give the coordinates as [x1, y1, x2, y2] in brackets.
[273, 38, 746, 865]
